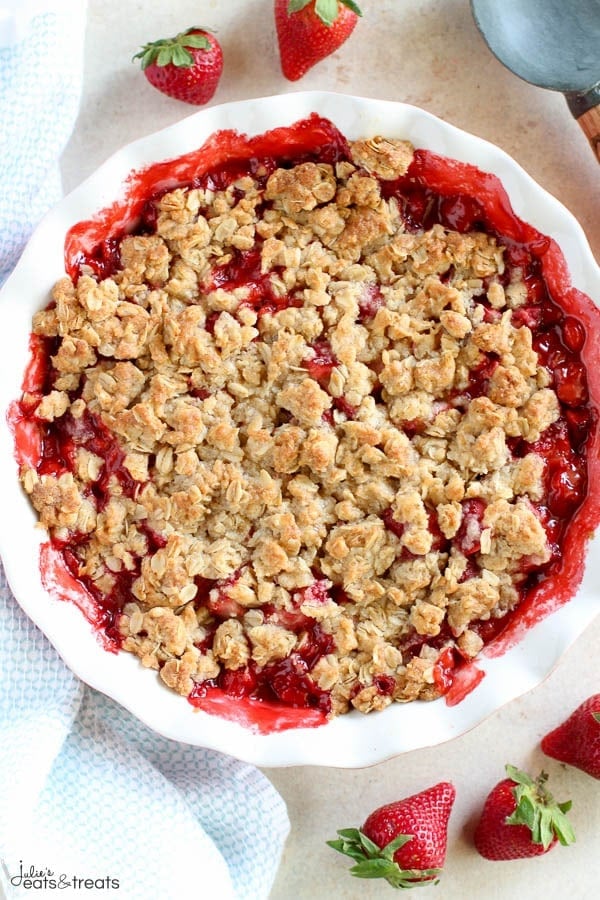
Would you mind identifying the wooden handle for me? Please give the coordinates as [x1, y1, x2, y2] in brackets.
[577, 103, 600, 162]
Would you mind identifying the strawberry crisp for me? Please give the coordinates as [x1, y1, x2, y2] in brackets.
[18, 118, 595, 719]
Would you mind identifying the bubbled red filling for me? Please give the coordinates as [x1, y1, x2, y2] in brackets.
[15, 115, 600, 720]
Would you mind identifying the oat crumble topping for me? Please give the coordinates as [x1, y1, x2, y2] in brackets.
[20, 127, 590, 718]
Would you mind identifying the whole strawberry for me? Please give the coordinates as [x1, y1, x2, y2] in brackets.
[541, 693, 600, 779]
[133, 28, 223, 105]
[275, 0, 362, 82]
[327, 782, 455, 888]
[474, 765, 575, 861]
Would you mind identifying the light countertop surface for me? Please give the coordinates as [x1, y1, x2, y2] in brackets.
[60, 2, 600, 898]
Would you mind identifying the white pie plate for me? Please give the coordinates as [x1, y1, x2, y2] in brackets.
[1, 91, 599, 768]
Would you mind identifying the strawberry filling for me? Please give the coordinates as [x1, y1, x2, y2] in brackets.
[303, 339, 337, 385]
[209, 245, 302, 317]
[191, 621, 333, 714]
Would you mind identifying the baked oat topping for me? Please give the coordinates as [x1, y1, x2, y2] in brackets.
[19, 122, 592, 718]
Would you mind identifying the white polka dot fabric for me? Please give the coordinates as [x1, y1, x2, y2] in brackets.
[0, 5, 290, 897]
[0, 2, 84, 285]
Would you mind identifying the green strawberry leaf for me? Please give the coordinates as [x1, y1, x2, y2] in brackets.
[505, 764, 536, 789]
[340, 0, 363, 15]
[314, 0, 340, 25]
[351, 858, 440, 889]
[181, 33, 212, 49]
[171, 45, 193, 67]
[593, 712, 600, 724]
[327, 829, 373, 862]
[327, 828, 441, 888]
[138, 48, 155, 70]
[156, 46, 173, 67]
[381, 834, 413, 860]
[537, 807, 553, 849]
[350, 858, 401, 878]
[133, 28, 213, 70]
[288, 0, 313, 13]
[512, 791, 536, 831]
[335, 827, 362, 840]
[357, 831, 385, 857]
[326, 840, 367, 863]
[552, 808, 577, 847]
[504, 764, 576, 850]
[288, 0, 362, 26]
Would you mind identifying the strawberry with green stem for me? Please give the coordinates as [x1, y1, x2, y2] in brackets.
[275, 0, 363, 81]
[133, 28, 223, 105]
[474, 765, 575, 861]
[327, 782, 455, 889]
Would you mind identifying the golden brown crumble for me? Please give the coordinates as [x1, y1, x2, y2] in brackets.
[21, 136, 562, 718]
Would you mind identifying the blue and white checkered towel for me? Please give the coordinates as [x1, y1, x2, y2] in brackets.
[0, 5, 289, 898]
